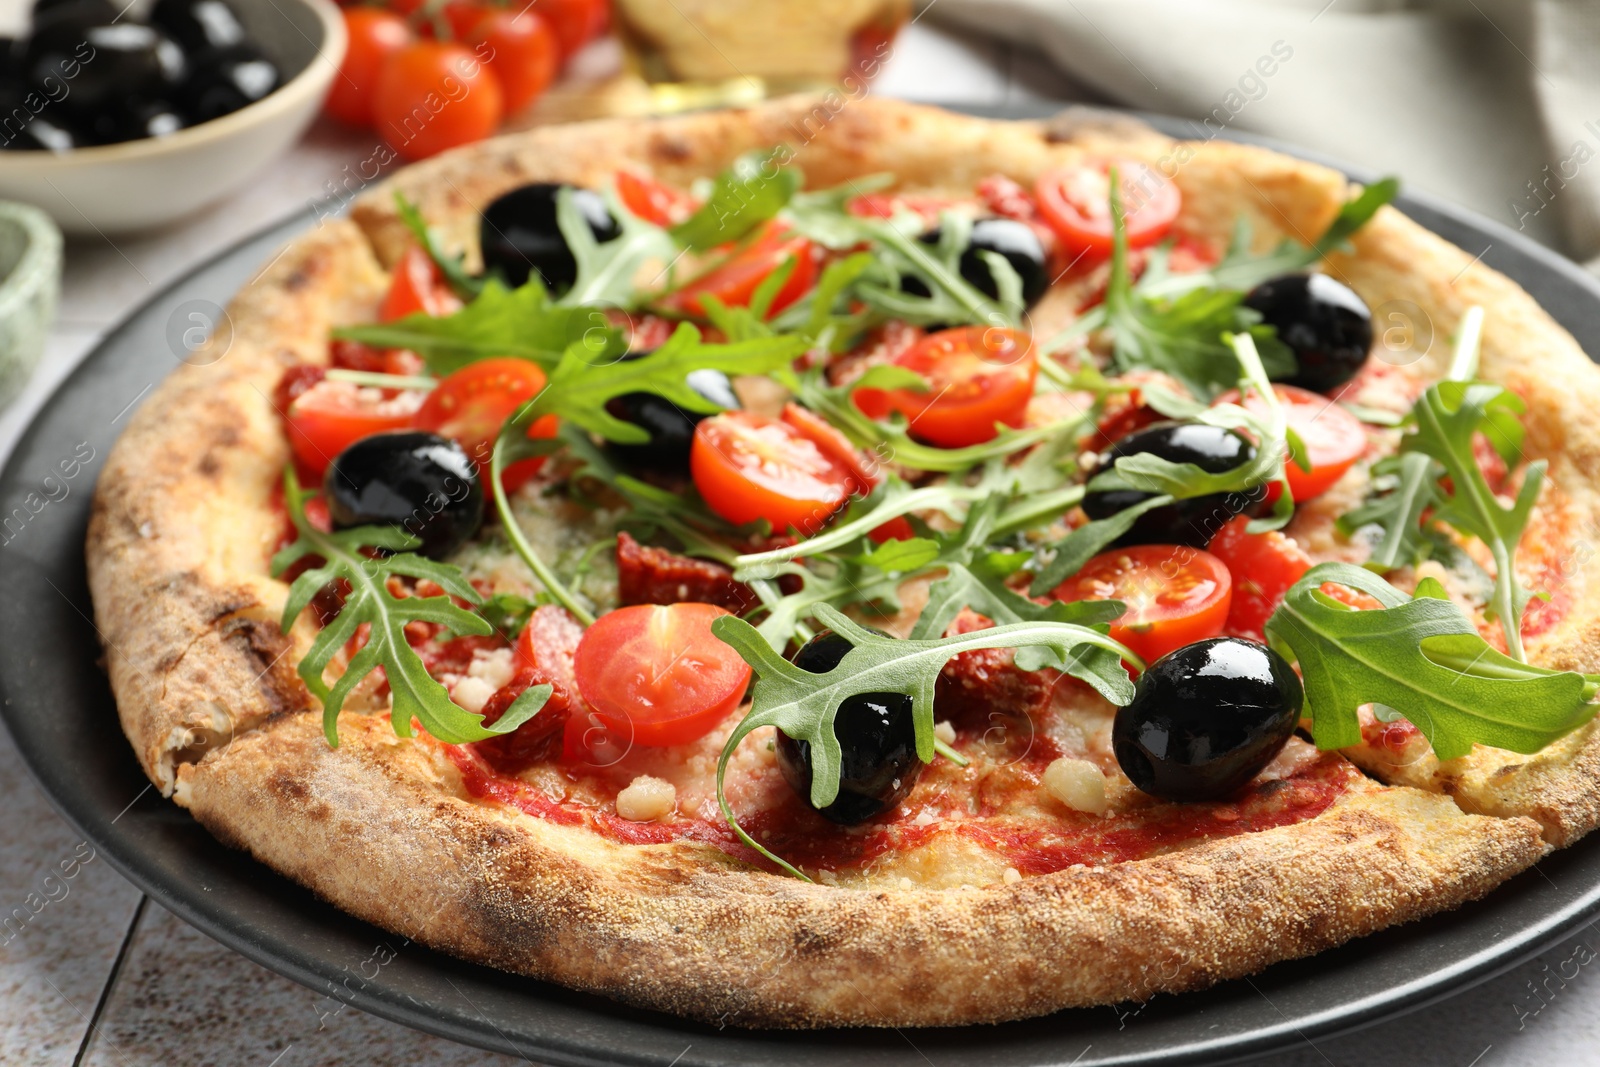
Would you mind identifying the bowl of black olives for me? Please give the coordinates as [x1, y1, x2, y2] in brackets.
[0, 0, 346, 233]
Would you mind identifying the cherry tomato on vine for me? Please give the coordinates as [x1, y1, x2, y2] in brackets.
[281, 376, 423, 479]
[663, 225, 817, 320]
[691, 412, 855, 535]
[535, 0, 608, 58]
[1206, 515, 1311, 642]
[325, 7, 412, 127]
[1035, 160, 1180, 259]
[854, 325, 1038, 448]
[374, 40, 503, 161]
[1216, 383, 1368, 502]
[414, 358, 559, 490]
[616, 170, 698, 226]
[1052, 544, 1232, 665]
[572, 603, 751, 748]
[464, 7, 559, 114]
[380, 245, 463, 321]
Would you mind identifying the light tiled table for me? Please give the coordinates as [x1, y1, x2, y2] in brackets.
[4, 21, 1599, 1067]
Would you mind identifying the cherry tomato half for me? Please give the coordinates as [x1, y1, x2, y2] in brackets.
[572, 603, 751, 748]
[374, 41, 503, 161]
[855, 326, 1038, 448]
[282, 377, 423, 479]
[414, 358, 559, 490]
[1217, 383, 1368, 502]
[664, 225, 818, 320]
[1035, 160, 1181, 259]
[1206, 515, 1311, 643]
[381, 245, 463, 321]
[465, 7, 558, 114]
[325, 7, 412, 127]
[1052, 544, 1232, 665]
[616, 170, 698, 227]
[691, 412, 855, 535]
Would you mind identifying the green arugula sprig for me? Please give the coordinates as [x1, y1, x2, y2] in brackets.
[555, 185, 677, 309]
[332, 278, 624, 376]
[1337, 307, 1544, 661]
[395, 192, 482, 300]
[271, 470, 550, 746]
[1263, 562, 1595, 759]
[489, 323, 809, 624]
[669, 147, 800, 250]
[711, 604, 1138, 878]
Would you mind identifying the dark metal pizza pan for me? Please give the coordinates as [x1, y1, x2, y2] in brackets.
[3, 106, 1599, 1067]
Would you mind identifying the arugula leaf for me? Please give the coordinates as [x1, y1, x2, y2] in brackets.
[394, 192, 482, 300]
[556, 185, 678, 309]
[1336, 451, 1440, 571]
[1100, 176, 1295, 398]
[1262, 562, 1595, 759]
[270, 470, 549, 746]
[477, 591, 536, 640]
[712, 604, 1137, 877]
[1140, 178, 1400, 300]
[851, 211, 1024, 329]
[670, 148, 801, 251]
[333, 278, 623, 376]
[1027, 495, 1172, 596]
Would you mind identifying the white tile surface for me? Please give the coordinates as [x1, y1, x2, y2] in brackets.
[1, 18, 1595, 1067]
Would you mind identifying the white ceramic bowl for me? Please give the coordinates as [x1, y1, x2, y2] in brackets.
[0, 0, 347, 234]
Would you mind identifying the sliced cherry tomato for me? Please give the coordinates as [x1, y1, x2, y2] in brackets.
[464, 7, 559, 114]
[616, 170, 698, 227]
[664, 226, 817, 320]
[380, 245, 463, 321]
[1052, 544, 1232, 665]
[535, 0, 608, 57]
[414, 358, 559, 490]
[1217, 383, 1368, 502]
[329, 339, 424, 377]
[325, 7, 412, 127]
[374, 40, 503, 161]
[780, 402, 878, 494]
[855, 326, 1038, 448]
[282, 376, 423, 479]
[572, 603, 751, 748]
[1206, 515, 1312, 642]
[691, 412, 854, 535]
[1035, 160, 1180, 259]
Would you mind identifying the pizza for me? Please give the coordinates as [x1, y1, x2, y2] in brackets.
[85, 97, 1600, 1029]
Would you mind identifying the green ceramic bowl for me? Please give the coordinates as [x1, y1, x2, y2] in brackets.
[0, 202, 62, 409]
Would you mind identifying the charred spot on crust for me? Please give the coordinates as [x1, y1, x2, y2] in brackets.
[648, 134, 693, 163]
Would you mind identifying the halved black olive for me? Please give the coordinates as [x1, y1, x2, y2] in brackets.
[324, 431, 485, 560]
[903, 216, 1050, 308]
[1113, 637, 1303, 802]
[1245, 273, 1373, 394]
[1082, 422, 1264, 548]
[480, 182, 621, 292]
[775, 629, 924, 825]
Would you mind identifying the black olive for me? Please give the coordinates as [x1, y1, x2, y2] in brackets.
[324, 431, 485, 560]
[480, 182, 621, 293]
[903, 217, 1050, 308]
[71, 98, 185, 145]
[174, 44, 278, 123]
[28, 21, 185, 112]
[775, 630, 924, 825]
[604, 355, 738, 476]
[150, 0, 248, 55]
[1244, 273, 1373, 394]
[1082, 422, 1264, 548]
[1113, 637, 1303, 802]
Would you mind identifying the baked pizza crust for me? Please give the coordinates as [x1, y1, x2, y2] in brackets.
[86, 96, 1600, 1026]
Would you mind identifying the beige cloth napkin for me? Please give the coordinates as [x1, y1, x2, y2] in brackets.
[922, 0, 1600, 270]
